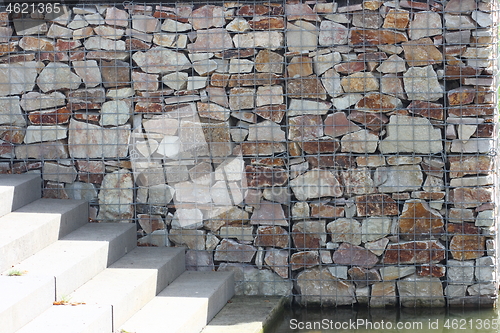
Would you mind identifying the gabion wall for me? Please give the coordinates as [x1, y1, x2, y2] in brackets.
[0, 0, 498, 307]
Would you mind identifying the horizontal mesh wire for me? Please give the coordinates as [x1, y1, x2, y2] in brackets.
[0, 0, 498, 307]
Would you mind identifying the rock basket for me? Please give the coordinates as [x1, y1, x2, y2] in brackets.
[0, 0, 498, 307]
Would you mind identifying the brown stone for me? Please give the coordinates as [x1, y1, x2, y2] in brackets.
[0, 127, 25, 144]
[264, 249, 289, 278]
[448, 87, 476, 106]
[56, 39, 82, 51]
[134, 102, 163, 113]
[292, 220, 326, 250]
[332, 243, 378, 268]
[451, 187, 493, 209]
[408, 101, 444, 120]
[383, 9, 410, 30]
[324, 112, 361, 138]
[254, 104, 286, 123]
[202, 122, 232, 158]
[340, 72, 378, 93]
[402, 38, 443, 67]
[300, 141, 340, 154]
[214, 239, 256, 263]
[288, 115, 323, 141]
[399, 200, 444, 240]
[355, 194, 398, 216]
[417, 264, 446, 278]
[236, 4, 271, 16]
[255, 50, 283, 74]
[101, 60, 130, 88]
[444, 65, 480, 80]
[254, 226, 289, 248]
[251, 158, 285, 168]
[355, 93, 402, 113]
[412, 192, 446, 200]
[450, 235, 485, 261]
[0, 43, 16, 56]
[348, 267, 381, 287]
[286, 3, 319, 21]
[347, 111, 389, 131]
[310, 203, 344, 219]
[307, 155, 357, 169]
[217, 49, 257, 59]
[474, 123, 494, 138]
[211, 73, 230, 87]
[19, 36, 54, 51]
[447, 223, 480, 235]
[291, 251, 320, 270]
[250, 201, 287, 226]
[287, 76, 327, 100]
[228, 73, 282, 87]
[249, 17, 284, 30]
[334, 61, 365, 75]
[287, 56, 313, 78]
[76, 160, 105, 184]
[448, 105, 494, 117]
[349, 28, 408, 45]
[383, 240, 446, 264]
[245, 165, 288, 188]
[28, 107, 71, 125]
[241, 142, 286, 156]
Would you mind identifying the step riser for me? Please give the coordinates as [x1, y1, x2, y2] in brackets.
[0, 174, 41, 217]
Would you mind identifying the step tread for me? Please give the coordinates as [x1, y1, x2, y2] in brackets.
[0, 276, 54, 333]
[68, 247, 185, 327]
[16, 304, 112, 333]
[6, 223, 136, 298]
[120, 271, 234, 333]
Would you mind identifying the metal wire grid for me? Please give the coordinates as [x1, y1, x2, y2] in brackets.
[0, 0, 497, 307]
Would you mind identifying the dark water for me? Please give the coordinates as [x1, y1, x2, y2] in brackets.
[268, 306, 500, 333]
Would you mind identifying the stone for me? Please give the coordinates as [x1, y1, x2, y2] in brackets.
[310, 203, 344, 219]
[42, 162, 77, 184]
[349, 28, 408, 45]
[377, 55, 406, 73]
[241, 142, 286, 156]
[153, 33, 187, 48]
[24, 125, 67, 144]
[295, 268, 355, 306]
[408, 11, 442, 40]
[105, 7, 129, 27]
[192, 60, 218, 76]
[97, 169, 133, 222]
[287, 21, 317, 52]
[362, 217, 391, 243]
[467, 283, 496, 296]
[0, 62, 37, 96]
[189, 5, 225, 30]
[291, 202, 309, 220]
[383, 9, 410, 30]
[186, 76, 207, 90]
[445, 0, 476, 13]
[471, 10, 492, 28]
[356, 194, 398, 216]
[254, 226, 289, 248]
[451, 187, 493, 209]
[447, 259, 474, 284]
[417, 264, 446, 278]
[287, 56, 313, 78]
[318, 20, 348, 46]
[383, 240, 446, 264]
[444, 14, 476, 30]
[397, 275, 445, 307]
[197, 102, 229, 121]
[290, 169, 342, 201]
[352, 11, 382, 29]
[314, 52, 342, 76]
[364, 238, 389, 256]
[287, 75, 327, 100]
[232, 31, 283, 51]
[247, 121, 285, 142]
[228, 59, 254, 74]
[65, 182, 98, 202]
[286, 3, 319, 21]
[249, 17, 284, 31]
[324, 112, 361, 138]
[450, 235, 486, 261]
[250, 201, 287, 226]
[349, 266, 381, 287]
[333, 243, 378, 268]
[133, 47, 190, 74]
[445, 30, 472, 45]
[402, 38, 443, 68]
[289, 100, 331, 117]
[37, 62, 82, 93]
[132, 71, 159, 91]
[451, 138, 495, 154]
[20, 91, 66, 112]
[19, 36, 54, 51]
[161, 19, 192, 32]
[370, 282, 397, 307]
[290, 252, 319, 273]
[355, 93, 402, 113]
[327, 218, 362, 246]
[226, 18, 250, 32]
[321, 68, 343, 98]
[229, 87, 255, 110]
[168, 229, 205, 250]
[448, 87, 476, 106]
[288, 115, 323, 141]
[219, 226, 254, 243]
[99, 100, 130, 126]
[403, 66, 443, 101]
[162, 72, 188, 90]
[475, 256, 495, 283]
[131, 14, 159, 33]
[348, 111, 388, 131]
[214, 239, 256, 263]
[68, 119, 129, 158]
[476, 210, 494, 227]
[340, 72, 378, 93]
[341, 168, 375, 195]
[255, 50, 283, 73]
[0, 96, 25, 127]
[373, 165, 423, 193]
[292, 221, 326, 250]
[398, 199, 444, 240]
[380, 115, 442, 154]
[256, 86, 283, 107]
[265, 249, 289, 278]
[341, 130, 379, 153]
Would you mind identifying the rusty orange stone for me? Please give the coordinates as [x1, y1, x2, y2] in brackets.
[334, 61, 365, 75]
[382, 9, 410, 30]
[28, 107, 71, 125]
[291, 251, 320, 270]
[287, 76, 327, 100]
[228, 73, 282, 87]
[300, 141, 340, 154]
[310, 203, 344, 219]
[241, 142, 286, 156]
[0, 127, 24, 144]
[417, 264, 446, 278]
[447, 223, 479, 235]
[355, 194, 398, 216]
[236, 4, 271, 16]
[254, 104, 286, 123]
[249, 17, 284, 30]
[398, 200, 444, 240]
[211, 73, 230, 87]
[56, 39, 82, 51]
[475, 123, 494, 138]
[250, 157, 285, 167]
[450, 235, 485, 261]
[408, 101, 444, 120]
[411, 192, 446, 200]
[349, 28, 408, 46]
[288, 142, 302, 157]
[254, 226, 289, 248]
[355, 93, 401, 112]
[134, 102, 163, 113]
[0, 42, 16, 56]
[245, 165, 288, 187]
[448, 105, 494, 117]
[73, 112, 100, 123]
[287, 56, 313, 78]
[449, 156, 494, 179]
[383, 240, 445, 264]
[402, 38, 443, 67]
[448, 87, 476, 106]
[347, 111, 389, 131]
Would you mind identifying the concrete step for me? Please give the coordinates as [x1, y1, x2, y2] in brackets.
[0, 174, 41, 218]
[68, 247, 185, 330]
[5, 223, 136, 300]
[16, 304, 112, 333]
[0, 275, 54, 333]
[0, 199, 88, 272]
[120, 271, 235, 333]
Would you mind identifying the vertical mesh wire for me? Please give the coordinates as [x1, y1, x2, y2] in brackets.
[0, 0, 498, 307]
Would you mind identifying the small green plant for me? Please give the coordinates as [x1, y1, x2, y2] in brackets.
[7, 269, 26, 276]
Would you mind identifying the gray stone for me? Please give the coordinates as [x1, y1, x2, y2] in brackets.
[290, 169, 342, 201]
[319, 20, 348, 46]
[409, 11, 442, 40]
[475, 256, 495, 283]
[132, 14, 159, 33]
[20, 91, 66, 111]
[83, 36, 126, 51]
[189, 28, 234, 53]
[327, 218, 362, 245]
[172, 208, 203, 229]
[42, 162, 77, 183]
[247, 120, 285, 142]
[288, 99, 331, 117]
[0, 62, 39, 97]
[97, 169, 134, 222]
[341, 130, 378, 153]
[174, 181, 211, 204]
[132, 47, 191, 74]
[169, 229, 205, 250]
[451, 138, 495, 154]
[0, 96, 25, 126]
[321, 68, 343, 98]
[37, 63, 82, 93]
[185, 250, 214, 271]
[364, 238, 389, 256]
[444, 14, 476, 30]
[397, 275, 445, 307]
[468, 283, 496, 296]
[476, 210, 494, 227]
[340, 168, 375, 195]
[313, 52, 342, 75]
[362, 217, 391, 243]
[256, 85, 283, 107]
[379, 115, 442, 154]
[287, 21, 318, 52]
[215, 239, 256, 263]
[377, 55, 406, 73]
[265, 248, 289, 278]
[65, 182, 98, 201]
[328, 266, 348, 280]
[403, 66, 443, 101]
[99, 100, 131, 126]
[447, 259, 475, 284]
[24, 125, 67, 144]
[374, 165, 423, 193]
[379, 266, 416, 281]
[370, 282, 397, 307]
[445, 285, 468, 298]
[13, 19, 48, 35]
[296, 268, 355, 306]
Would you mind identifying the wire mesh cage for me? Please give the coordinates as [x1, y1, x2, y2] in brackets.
[0, 0, 498, 307]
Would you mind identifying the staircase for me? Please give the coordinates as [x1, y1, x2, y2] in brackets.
[0, 174, 234, 333]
